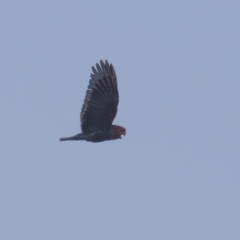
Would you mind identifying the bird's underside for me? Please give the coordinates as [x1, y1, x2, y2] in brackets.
[59, 128, 125, 143]
[59, 60, 126, 143]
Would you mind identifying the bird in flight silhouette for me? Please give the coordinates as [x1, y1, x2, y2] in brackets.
[60, 60, 126, 143]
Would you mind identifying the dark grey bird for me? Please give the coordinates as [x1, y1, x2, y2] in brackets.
[60, 60, 126, 142]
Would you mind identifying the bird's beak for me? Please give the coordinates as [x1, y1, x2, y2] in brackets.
[119, 130, 126, 139]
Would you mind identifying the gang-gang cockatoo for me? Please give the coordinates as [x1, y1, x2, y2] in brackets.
[60, 60, 126, 142]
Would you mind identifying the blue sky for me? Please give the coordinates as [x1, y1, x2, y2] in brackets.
[1, 1, 240, 239]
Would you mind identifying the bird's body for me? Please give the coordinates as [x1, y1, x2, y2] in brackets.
[60, 125, 124, 142]
[60, 60, 126, 143]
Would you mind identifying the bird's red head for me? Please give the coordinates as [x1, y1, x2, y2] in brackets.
[112, 125, 126, 139]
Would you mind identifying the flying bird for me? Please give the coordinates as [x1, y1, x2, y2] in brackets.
[60, 60, 126, 143]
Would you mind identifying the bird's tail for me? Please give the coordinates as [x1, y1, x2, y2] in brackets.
[59, 133, 85, 141]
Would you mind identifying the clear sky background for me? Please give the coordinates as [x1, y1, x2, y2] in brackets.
[1, 1, 239, 239]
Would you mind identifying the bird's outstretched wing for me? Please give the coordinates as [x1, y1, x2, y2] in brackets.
[80, 60, 119, 134]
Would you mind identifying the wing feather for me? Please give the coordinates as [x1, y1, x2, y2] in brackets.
[80, 60, 119, 134]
